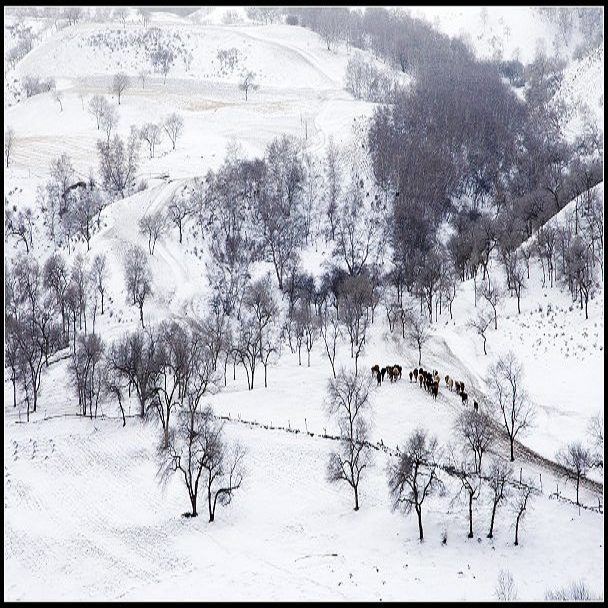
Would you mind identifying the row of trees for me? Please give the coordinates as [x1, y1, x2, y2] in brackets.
[324, 370, 537, 545]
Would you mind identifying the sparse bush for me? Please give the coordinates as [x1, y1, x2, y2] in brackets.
[545, 580, 600, 601]
[495, 569, 517, 601]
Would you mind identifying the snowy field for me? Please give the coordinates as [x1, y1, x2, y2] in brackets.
[4, 7, 604, 602]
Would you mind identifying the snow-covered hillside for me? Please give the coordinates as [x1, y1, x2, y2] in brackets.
[408, 7, 588, 64]
[4, 8, 604, 603]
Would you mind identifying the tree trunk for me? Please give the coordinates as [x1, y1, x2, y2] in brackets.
[487, 500, 498, 538]
[190, 492, 198, 517]
[416, 506, 424, 541]
[510, 437, 515, 462]
[514, 514, 521, 545]
[353, 485, 359, 511]
[584, 296, 588, 320]
[468, 492, 474, 538]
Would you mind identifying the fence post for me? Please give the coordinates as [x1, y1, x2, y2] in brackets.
[519, 467, 522, 483]
[539, 473, 542, 492]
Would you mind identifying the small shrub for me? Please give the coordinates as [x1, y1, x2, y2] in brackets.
[495, 569, 517, 601]
[545, 580, 599, 601]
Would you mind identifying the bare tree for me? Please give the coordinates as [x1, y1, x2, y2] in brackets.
[480, 281, 504, 330]
[97, 127, 140, 199]
[138, 210, 166, 255]
[160, 405, 206, 517]
[564, 235, 597, 320]
[302, 306, 319, 368]
[511, 480, 535, 546]
[199, 408, 246, 522]
[53, 90, 63, 112]
[320, 303, 342, 378]
[43, 252, 69, 338]
[108, 328, 161, 418]
[5, 126, 15, 167]
[90, 254, 108, 315]
[150, 322, 189, 449]
[140, 122, 162, 158]
[536, 224, 557, 288]
[234, 316, 259, 391]
[506, 254, 526, 314]
[88, 94, 109, 130]
[338, 274, 372, 375]
[112, 72, 130, 105]
[446, 448, 481, 539]
[454, 410, 495, 474]
[487, 351, 534, 462]
[163, 113, 184, 151]
[151, 48, 174, 84]
[468, 309, 492, 355]
[138, 68, 150, 89]
[405, 310, 430, 366]
[161, 405, 244, 520]
[326, 370, 373, 511]
[242, 275, 280, 388]
[70, 333, 105, 418]
[255, 135, 305, 292]
[71, 186, 104, 251]
[334, 187, 376, 276]
[123, 244, 153, 327]
[486, 458, 512, 539]
[100, 103, 118, 144]
[388, 428, 443, 541]
[5, 206, 34, 252]
[11, 255, 46, 418]
[556, 442, 594, 505]
[587, 412, 604, 466]
[167, 192, 193, 244]
[239, 70, 258, 101]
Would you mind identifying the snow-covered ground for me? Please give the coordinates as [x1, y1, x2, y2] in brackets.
[4, 9, 604, 602]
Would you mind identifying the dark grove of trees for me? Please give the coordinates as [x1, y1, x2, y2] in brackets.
[289, 7, 602, 305]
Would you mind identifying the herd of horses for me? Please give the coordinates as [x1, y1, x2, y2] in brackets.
[370, 364, 479, 411]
